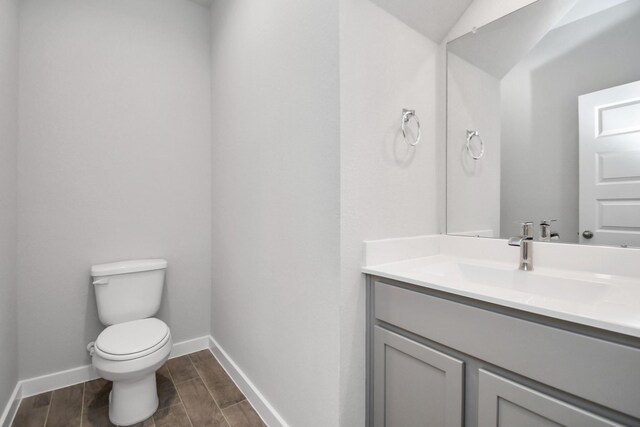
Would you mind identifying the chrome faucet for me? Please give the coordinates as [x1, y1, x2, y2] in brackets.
[539, 219, 559, 242]
[508, 222, 534, 271]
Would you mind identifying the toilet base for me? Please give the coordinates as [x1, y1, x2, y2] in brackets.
[109, 373, 159, 426]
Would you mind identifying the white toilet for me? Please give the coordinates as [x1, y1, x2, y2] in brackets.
[90, 259, 172, 426]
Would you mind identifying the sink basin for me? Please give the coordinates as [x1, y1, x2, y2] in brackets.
[363, 254, 640, 337]
[420, 261, 611, 304]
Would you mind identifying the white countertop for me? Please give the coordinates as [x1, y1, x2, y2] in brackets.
[363, 235, 640, 338]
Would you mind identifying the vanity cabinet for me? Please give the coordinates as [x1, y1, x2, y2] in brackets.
[478, 370, 620, 427]
[367, 277, 640, 427]
[373, 327, 464, 427]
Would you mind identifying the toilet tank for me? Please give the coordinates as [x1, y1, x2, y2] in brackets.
[91, 259, 168, 326]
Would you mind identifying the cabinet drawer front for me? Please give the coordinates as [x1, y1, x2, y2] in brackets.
[478, 370, 622, 427]
[374, 327, 464, 427]
[374, 281, 640, 418]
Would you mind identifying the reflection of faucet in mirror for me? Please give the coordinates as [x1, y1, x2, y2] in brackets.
[508, 222, 533, 271]
[539, 220, 559, 242]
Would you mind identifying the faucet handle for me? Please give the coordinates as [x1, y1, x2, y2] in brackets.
[540, 219, 559, 241]
[520, 221, 534, 238]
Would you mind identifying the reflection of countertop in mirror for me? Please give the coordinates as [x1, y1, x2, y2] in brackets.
[363, 234, 640, 338]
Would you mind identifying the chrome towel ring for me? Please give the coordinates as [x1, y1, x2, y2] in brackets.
[402, 109, 421, 146]
[466, 130, 485, 160]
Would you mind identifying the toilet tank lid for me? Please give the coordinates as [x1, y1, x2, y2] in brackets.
[91, 259, 167, 277]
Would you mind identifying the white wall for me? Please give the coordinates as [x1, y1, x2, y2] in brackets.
[209, 1, 341, 426]
[0, 0, 19, 412]
[339, 0, 442, 425]
[447, 52, 501, 237]
[18, 0, 212, 379]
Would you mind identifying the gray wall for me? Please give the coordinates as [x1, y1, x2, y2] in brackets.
[209, 1, 341, 426]
[500, 1, 640, 240]
[0, 0, 19, 413]
[18, 0, 212, 379]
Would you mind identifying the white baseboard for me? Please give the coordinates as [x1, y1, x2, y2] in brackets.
[0, 383, 21, 427]
[208, 336, 288, 427]
[21, 364, 98, 399]
[170, 335, 210, 359]
[0, 335, 211, 425]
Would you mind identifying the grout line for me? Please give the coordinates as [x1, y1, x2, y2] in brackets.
[200, 348, 267, 426]
[163, 365, 178, 393]
[186, 352, 205, 365]
[220, 399, 248, 411]
[162, 363, 193, 427]
[169, 373, 201, 387]
[79, 382, 86, 427]
[191, 355, 231, 427]
[172, 384, 194, 427]
[223, 399, 247, 409]
[162, 364, 186, 407]
[180, 402, 194, 427]
[42, 391, 53, 427]
[207, 349, 268, 427]
[171, 379, 198, 386]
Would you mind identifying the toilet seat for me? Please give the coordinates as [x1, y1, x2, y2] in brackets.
[95, 318, 170, 361]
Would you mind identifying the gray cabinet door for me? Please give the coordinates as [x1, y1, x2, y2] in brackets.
[374, 326, 464, 427]
[478, 370, 623, 427]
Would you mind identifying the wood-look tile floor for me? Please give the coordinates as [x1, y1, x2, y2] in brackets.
[12, 350, 266, 427]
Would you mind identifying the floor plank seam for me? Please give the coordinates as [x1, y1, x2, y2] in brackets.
[43, 391, 52, 427]
[221, 399, 247, 411]
[181, 400, 194, 427]
[172, 381, 196, 427]
[170, 378, 196, 387]
[193, 359, 230, 426]
[160, 363, 193, 427]
[79, 382, 86, 427]
[163, 363, 187, 408]
[207, 351, 266, 427]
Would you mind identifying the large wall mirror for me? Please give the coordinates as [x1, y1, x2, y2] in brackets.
[446, 0, 640, 247]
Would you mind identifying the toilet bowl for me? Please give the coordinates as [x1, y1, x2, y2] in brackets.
[90, 259, 170, 426]
[92, 318, 172, 426]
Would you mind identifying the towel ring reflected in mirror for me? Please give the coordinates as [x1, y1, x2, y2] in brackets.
[402, 109, 421, 146]
[466, 130, 485, 160]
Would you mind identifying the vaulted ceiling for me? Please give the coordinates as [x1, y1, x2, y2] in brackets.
[369, 0, 474, 43]
[447, 0, 579, 78]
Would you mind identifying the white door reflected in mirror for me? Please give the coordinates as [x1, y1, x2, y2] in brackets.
[579, 80, 640, 247]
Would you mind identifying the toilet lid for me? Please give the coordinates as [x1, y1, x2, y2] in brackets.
[95, 318, 170, 360]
